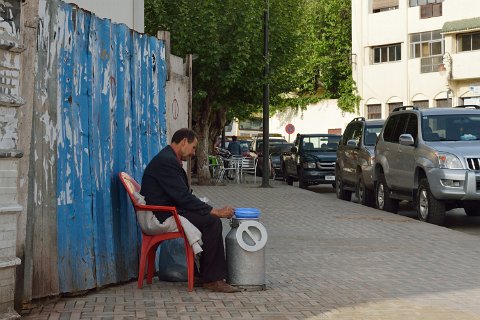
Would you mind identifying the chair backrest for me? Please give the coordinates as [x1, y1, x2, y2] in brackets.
[230, 155, 243, 168]
[241, 156, 256, 169]
[119, 172, 141, 206]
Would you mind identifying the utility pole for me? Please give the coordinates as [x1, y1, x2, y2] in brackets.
[261, 0, 271, 188]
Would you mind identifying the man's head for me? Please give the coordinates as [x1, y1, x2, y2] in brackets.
[232, 135, 237, 141]
[171, 128, 198, 161]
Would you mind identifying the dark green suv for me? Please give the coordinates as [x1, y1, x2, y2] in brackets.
[335, 117, 384, 206]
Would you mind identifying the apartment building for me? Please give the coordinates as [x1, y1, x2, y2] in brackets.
[352, 0, 480, 119]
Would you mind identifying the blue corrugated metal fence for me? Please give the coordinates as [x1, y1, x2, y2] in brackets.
[37, 0, 167, 293]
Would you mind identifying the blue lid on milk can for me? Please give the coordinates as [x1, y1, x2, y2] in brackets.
[234, 207, 261, 219]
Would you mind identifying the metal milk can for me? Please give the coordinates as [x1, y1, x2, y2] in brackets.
[226, 208, 268, 291]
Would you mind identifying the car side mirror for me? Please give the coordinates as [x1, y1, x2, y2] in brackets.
[290, 146, 298, 153]
[399, 134, 415, 146]
[346, 139, 358, 147]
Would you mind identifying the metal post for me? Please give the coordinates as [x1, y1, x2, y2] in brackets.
[261, 0, 271, 188]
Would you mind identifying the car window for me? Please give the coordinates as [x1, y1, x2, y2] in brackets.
[383, 116, 397, 142]
[302, 136, 341, 151]
[404, 114, 418, 143]
[391, 114, 409, 143]
[341, 123, 356, 145]
[421, 114, 480, 141]
[363, 125, 382, 146]
[270, 144, 293, 155]
[384, 114, 409, 143]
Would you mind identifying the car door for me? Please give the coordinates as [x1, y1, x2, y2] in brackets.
[342, 122, 362, 184]
[381, 113, 408, 188]
[396, 113, 418, 190]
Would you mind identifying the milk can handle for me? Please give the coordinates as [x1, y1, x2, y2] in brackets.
[235, 221, 268, 252]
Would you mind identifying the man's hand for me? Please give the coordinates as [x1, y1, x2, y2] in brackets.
[211, 206, 235, 218]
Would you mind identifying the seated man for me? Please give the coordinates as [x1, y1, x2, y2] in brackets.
[141, 128, 240, 293]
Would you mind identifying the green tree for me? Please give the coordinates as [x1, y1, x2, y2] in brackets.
[314, 0, 360, 112]
[145, 0, 357, 184]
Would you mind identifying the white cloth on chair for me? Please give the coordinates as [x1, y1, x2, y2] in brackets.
[133, 192, 203, 255]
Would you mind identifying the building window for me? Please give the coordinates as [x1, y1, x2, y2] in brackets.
[410, 30, 444, 73]
[388, 102, 402, 114]
[410, 30, 443, 58]
[409, 0, 443, 7]
[367, 104, 382, 119]
[372, 0, 399, 13]
[435, 99, 449, 108]
[413, 100, 429, 108]
[420, 3, 442, 18]
[457, 32, 480, 52]
[421, 56, 443, 73]
[373, 43, 401, 63]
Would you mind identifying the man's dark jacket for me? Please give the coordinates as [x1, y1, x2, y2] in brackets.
[141, 145, 212, 222]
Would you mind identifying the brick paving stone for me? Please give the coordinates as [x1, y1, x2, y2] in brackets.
[21, 177, 480, 319]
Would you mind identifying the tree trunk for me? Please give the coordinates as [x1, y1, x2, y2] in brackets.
[193, 100, 213, 185]
[208, 106, 227, 153]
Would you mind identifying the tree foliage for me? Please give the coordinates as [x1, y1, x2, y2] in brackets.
[144, 0, 358, 183]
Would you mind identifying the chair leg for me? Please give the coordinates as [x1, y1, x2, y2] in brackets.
[138, 238, 151, 289]
[184, 242, 195, 292]
[146, 244, 159, 284]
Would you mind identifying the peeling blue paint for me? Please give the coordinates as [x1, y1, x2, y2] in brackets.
[37, 0, 167, 294]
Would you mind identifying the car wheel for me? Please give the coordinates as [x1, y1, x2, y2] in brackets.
[335, 174, 352, 201]
[417, 178, 446, 225]
[299, 179, 308, 189]
[375, 174, 399, 213]
[463, 203, 480, 216]
[357, 174, 375, 207]
[285, 174, 293, 186]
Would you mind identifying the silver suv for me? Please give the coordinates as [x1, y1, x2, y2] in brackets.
[335, 117, 384, 206]
[374, 106, 480, 225]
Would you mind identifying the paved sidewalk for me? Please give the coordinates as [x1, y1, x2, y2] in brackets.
[23, 179, 480, 319]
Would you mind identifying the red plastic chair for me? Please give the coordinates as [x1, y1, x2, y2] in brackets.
[118, 172, 194, 291]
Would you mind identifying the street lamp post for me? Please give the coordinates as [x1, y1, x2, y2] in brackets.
[261, 0, 271, 188]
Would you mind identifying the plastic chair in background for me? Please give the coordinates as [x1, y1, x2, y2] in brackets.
[208, 155, 221, 179]
[240, 157, 258, 183]
[118, 172, 194, 291]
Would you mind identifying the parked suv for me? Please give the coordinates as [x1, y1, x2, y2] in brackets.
[335, 117, 384, 206]
[282, 133, 341, 189]
[374, 105, 480, 225]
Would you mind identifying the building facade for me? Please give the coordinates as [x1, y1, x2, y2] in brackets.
[64, 0, 144, 32]
[352, 0, 480, 119]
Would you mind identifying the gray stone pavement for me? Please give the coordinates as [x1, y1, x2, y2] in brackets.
[22, 178, 480, 319]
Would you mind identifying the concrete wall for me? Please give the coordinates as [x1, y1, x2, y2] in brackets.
[0, 0, 25, 316]
[64, 0, 144, 32]
[165, 55, 189, 143]
[269, 100, 357, 143]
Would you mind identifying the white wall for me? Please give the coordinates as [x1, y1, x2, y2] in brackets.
[269, 100, 357, 142]
[64, 0, 144, 32]
[353, 0, 480, 118]
[165, 55, 189, 143]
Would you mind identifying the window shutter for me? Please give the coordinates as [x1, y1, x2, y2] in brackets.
[432, 3, 442, 17]
[372, 0, 399, 11]
[420, 4, 433, 19]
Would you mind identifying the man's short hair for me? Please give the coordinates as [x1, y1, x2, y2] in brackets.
[232, 135, 237, 141]
[171, 128, 197, 144]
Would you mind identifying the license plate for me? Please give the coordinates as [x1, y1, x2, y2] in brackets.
[325, 175, 335, 181]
